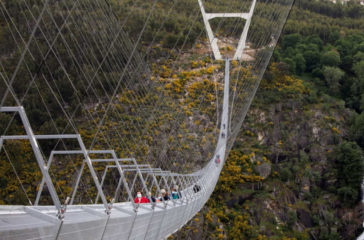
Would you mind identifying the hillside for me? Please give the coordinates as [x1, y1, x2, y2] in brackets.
[171, 0, 364, 239]
[172, 63, 362, 239]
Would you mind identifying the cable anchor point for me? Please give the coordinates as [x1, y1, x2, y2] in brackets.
[57, 196, 70, 220]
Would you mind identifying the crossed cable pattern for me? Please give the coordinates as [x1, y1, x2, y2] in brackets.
[0, 0, 294, 239]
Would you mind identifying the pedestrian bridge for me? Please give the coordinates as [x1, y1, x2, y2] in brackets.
[0, 0, 294, 239]
[0, 60, 230, 239]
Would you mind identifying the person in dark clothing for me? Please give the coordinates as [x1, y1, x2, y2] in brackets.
[147, 192, 156, 203]
[160, 189, 170, 201]
[193, 185, 201, 193]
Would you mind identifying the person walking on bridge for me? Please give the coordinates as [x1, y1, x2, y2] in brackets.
[134, 191, 150, 204]
[159, 189, 170, 201]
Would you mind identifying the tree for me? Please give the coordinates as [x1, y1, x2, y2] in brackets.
[351, 112, 364, 148]
[283, 57, 296, 74]
[306, 35, 323, 50]
[353, 60, 364, 80]
[303, 50, 320, 71]
[287, 210, 297, 229]
[336, 38, 355, 70]
[356, 43, 364, 53]
[312, 68, 324, 79]
[294, 53, 306, 74]
[282, 33, 302, 50]
[337, 187, 358, 206]
[322, 66, 344, 96]
[280, 167, 292, 182]
[321, 50, 341, 67]
[331, 141, 364, 205]
[353, 52, 364, 63]
[347, 61, 364, 110]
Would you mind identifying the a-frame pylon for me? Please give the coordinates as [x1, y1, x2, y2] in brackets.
[198, 0, 257, 60]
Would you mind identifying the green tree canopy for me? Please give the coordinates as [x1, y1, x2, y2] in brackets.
[321, 50, 341, 67]
[353, 52, 364, 63]
[283, 57, 296, 74]
[331, 141, 364, 205]
[303, 50, 320, 71]
[294, 53, 306, 74]
[351, 112, 364, 148]
[353, 60, 364, 80]
[323, 66, 344, 96]
[282, 33, 302, 50]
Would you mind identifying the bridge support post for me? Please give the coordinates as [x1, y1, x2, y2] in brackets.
[198, 0, 257, 60]
[77, 135, 109, 210]
[70, 161, 85, 205]
[0, 107, 62, 210]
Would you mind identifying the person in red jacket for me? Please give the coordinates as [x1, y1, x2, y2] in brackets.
[134, 191, 150, 204]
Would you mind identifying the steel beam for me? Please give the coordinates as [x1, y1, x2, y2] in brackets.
[197, 0, 257, 60]
[15, 107, 62, 210]
[24, 207, 60, 224]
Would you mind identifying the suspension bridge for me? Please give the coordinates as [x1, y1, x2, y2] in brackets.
[0, 0, 293, 239]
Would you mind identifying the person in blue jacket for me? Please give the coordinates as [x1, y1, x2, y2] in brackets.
[171, 185, 182, 199]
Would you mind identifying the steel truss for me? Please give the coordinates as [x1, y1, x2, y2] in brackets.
[198, 0, 257, 60]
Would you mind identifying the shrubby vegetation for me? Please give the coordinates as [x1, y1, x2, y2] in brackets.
[173, 0, 364, 239]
